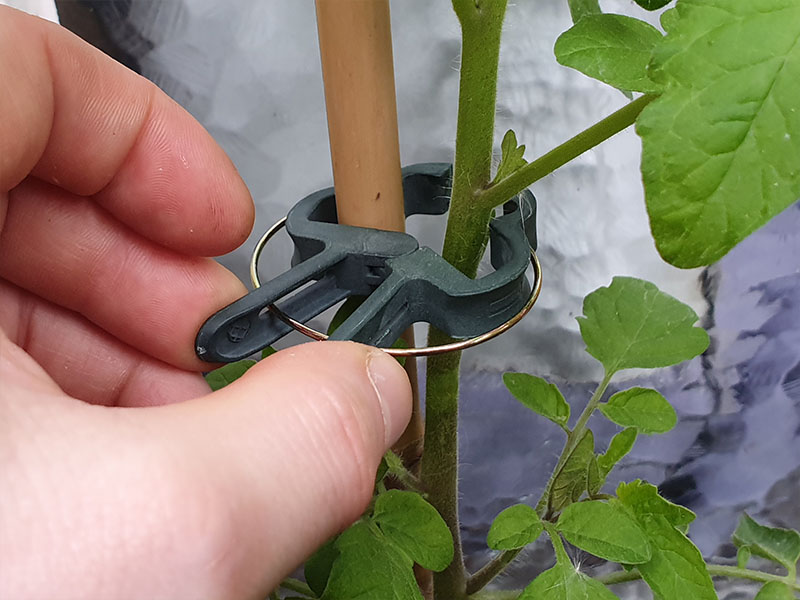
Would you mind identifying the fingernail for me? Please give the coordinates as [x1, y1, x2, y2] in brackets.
[366, 350, 412, 447]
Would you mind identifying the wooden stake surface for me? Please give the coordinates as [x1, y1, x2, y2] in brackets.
[315, 0, 406, 230]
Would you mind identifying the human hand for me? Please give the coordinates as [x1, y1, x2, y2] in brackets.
[0, 7, 411, 598]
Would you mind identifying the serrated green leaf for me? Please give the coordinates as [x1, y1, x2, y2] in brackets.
[555, 14, 663, 93]
[587, 456, 603, 496]
[577, 277, 709, 375]
[557, 500, 652, 564]
[519, 561, 620, 600]
[600, 387, 677, 434]
[567, 0, 601, 24]
[754, 581, 795, 600]
[551, 430, 595, 513]
[204, 359, 257, 391]
[736, 545, 751, 569]
[372, 490, 453, 571]
[617, 482, 715, 600]
[487, 504, 544, 550]
[305, 536, 338, 597]
[733, 513, 800, 572]
[322, 521, 421, 600]
[637, 0, 800, 268]
[616, 480, 695, 528]
[633, 0, 671, 10]
[503, 373, 570, 428]
[493, 130, 528, 184]
[659, 7, 678, 32]
[598, 428, 638, 477]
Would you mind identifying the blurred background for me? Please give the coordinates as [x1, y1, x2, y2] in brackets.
[6, 0, 799, 595]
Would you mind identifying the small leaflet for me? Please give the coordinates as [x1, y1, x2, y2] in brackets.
[487, 504, 544, 550]
[503, 373, 570, 428]
[599, 387, 677, 434]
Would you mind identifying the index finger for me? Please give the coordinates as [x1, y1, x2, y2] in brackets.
[0, 6, 254, 256]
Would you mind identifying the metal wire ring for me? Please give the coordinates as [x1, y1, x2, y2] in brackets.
[249, 216, 542, 357]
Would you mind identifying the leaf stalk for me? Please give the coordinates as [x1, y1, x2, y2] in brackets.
[478, 94, 657, 210]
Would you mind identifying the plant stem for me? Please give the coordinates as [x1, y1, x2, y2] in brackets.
[280, 577, 315, 597]
[598, 565, 800, 592]
[421, 2, 508, 599]
[536, 370, 613, 516]
[465, 548, 522, 596]
[478, 94, 657, 210]
[466, 372, 614, 594]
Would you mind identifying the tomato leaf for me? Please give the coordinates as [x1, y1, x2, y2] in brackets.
[372, 490, 453, 571]
[551, 430, 595, 513]
[555, 14, 663, 93]
[492, 129, 528, 184]
[754, 582, 795, 600]
[204, 359, 256, 391]
[732, 513, 800, 572]
[519, 561, 620, 599]
[567, 0, 601, 24]
[577, 277, 709, 375]
[600, 387, 677, 434]
[503, 373, 570, 429]
[321, 521, 421, 600]
[487, 504, 544, 550]
[633, 0, 671, 9]
[616, 481, 715, 600]
[637, 0, 800, 267]
[597, 427, 638, 477]
[557, 500, 652, 564]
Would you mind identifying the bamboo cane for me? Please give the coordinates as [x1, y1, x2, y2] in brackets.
[315, 0, 424, 472]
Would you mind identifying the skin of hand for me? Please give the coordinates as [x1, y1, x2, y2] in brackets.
[0, 7, 412, 599]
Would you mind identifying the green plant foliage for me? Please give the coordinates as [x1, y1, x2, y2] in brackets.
[616, 480, 695, 529]
[577, 277, 709, 375]
[732, 514, 800, 573]
[637, 0, 800, 267]
[550, 430, 595, 513]
[617, 483, 715, 600]
[492, 129, 528, 184]
[754, 581, 795, 600]
[519, 561, 620, 600]
[567, 0, 601, 23]
[204, 359, 256, 391]
[554, 14, 663, 93]
[586, 456, 603, 496]
[556, 500, 652, 564]
[503, 373, 570, 429]
[261, 346, 277, 359]
[487, 504, 544, 550]
[600, 387, 677, 434]
[372, 490, 454, 572]
[659, 7, 678, 32]
[633, 0, 671, 9]
[597, 427, 638, 477]
[736, 545, 751, 569]
[321, 521, 422, 600]
[305, 537, 338, 597]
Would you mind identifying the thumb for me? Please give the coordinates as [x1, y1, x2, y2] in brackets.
[157, 341, 412, 596]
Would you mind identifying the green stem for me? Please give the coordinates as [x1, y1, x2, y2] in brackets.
[466, 372, 614, 595]
[536, 370, 613, 517]
[279, 577, 315, 597]
[421, 2, 508, 599]
[478, 94, 657, 210]
[599, 565, 800, 591]
[465, 548, 522, 596]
